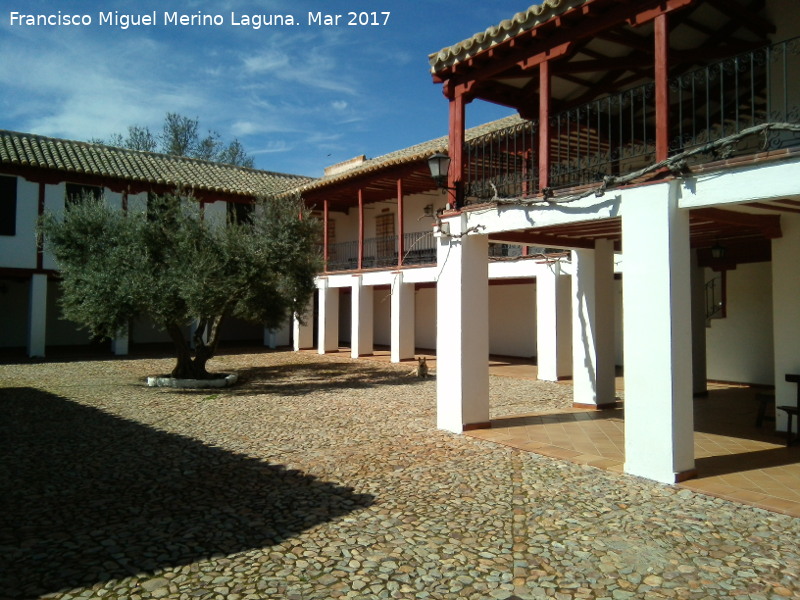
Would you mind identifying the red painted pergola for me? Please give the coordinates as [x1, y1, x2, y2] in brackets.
[430, 0, 773, 205]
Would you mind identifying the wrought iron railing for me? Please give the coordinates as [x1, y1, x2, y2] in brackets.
[325, 240, 358, 272]
[325, 231, 438, 272]
[465, 119, 537, 201]
[550, 82, 656, 189]
[401, 231, 436, 266]
[460, 37, 800, 200]
[670, 36, 800, 159]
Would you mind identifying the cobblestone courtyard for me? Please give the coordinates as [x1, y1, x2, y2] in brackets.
[1, 350, 799, 600]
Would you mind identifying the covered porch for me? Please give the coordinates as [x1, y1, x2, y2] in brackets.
[467, 377, 800, 518]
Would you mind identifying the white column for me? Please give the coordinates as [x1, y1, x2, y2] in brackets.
[436, 218, 490, 433]
[772, 213, 800, 435]
[536, 261, 572, 381]
[263, 328, 278, 349]
[391, 272, 415, 362]
[293, 307, 314, 351]
[27, 274, 47, 358]
[111, 324, 130, 356]
[690, 250, 708, 396]
[317, 281, 339, 354]
[622, 183, 695, 483]
[351, 276, 374, 358]
[571, 239, 616, 407]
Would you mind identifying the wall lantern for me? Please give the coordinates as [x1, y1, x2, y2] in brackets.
[711, 242, 726, 260]
[427, 153, 451, 189]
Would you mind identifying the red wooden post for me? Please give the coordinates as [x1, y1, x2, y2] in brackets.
[539, 60, 551, 192]
[448, 93, 466, 208]
[397, 178, 404, 267]
[36, 182, 45, 270]
[323, 199, 329, 272]
[655, 12, 670, 162]
[358, 188, 364, 270]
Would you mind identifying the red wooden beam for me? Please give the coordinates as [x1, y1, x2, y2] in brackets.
[397, 178, 404, 268]
[538, 60, 551, 191]
[323, 199, 330, 272]
[654, 13, 670, 162]
[448, 93, 466, 208]
[36, 182, 45, 271]
[357, 188, 364, 270]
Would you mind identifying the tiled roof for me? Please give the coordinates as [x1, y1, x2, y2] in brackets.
[0, 130, 312, 197]
[295, 114, 527, 193]
[429, 0, 589, 74]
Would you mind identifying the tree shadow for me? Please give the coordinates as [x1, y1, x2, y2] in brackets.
[0, 387, 374, 599]
[189, 358, 431, 397]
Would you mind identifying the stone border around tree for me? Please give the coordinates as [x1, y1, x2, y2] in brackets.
[146, 373, 239, 389]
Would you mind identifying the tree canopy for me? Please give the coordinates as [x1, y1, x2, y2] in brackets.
[39, 193, 321, 378]
[103, 112, 255, 168]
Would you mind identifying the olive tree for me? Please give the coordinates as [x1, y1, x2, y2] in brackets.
[39, 193, 321, 379]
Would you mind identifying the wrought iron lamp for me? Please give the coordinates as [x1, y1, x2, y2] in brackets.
[711, 242, 726, 260]
[427, 153, 451, 189]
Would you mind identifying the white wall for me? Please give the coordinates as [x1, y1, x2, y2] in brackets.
[415, 287, 437, 350]
[373, 287, 392, 346]
[0, 278, 29, 347]
[488, 283, 536, 357]
[705, 262, 774, 385]
[0, 177, 39, 269]
[46, 281, 93, 346]
[339, 290, 352, 344]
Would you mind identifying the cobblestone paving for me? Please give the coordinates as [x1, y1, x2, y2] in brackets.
[1, 350, 798, 600]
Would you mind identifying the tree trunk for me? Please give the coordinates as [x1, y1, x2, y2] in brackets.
[166, 318, 224, 379]
[166, 322, 204, 379]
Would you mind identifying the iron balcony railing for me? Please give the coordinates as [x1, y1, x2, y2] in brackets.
[462, 37, 800, 202]
[324, 232, 439, 272]
[323, 235, 546, 272]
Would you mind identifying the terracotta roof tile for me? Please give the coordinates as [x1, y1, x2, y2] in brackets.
[295, 114, 527, 193]
[0, 130, 313, 197]
[429, 0, 590, 74]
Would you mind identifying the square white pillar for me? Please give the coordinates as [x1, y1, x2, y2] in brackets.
[27, 274, 47, 358]
[690, 250, 708, 396]
[622, 183, 695, 483]
[436, 219, 490, 433]
[772, 213, 800, 435]
[571, 239, 616, 407]
[536, 261, 572, 381]
[391, 273, 415, 362]
[293, 306, 314, 351]
[263, 328, 278, 349]
[317, 282, 339, 354]
[351, 276, 374, 358]
[111, 324, 130, 356]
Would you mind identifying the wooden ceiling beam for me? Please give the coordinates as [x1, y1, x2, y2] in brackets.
[691, 207, 782, 238]
[703, 0, 775, 38]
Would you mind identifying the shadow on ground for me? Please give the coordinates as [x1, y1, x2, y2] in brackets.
[202, 358, 431, 397]
[0, 387, 374, 599]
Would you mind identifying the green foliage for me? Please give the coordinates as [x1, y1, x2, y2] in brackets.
[39, 192, 321, 376]
[103, 112, 255, 168]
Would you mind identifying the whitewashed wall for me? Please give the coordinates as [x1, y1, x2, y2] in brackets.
[488, 283, 536, 357]
[0, 177, 38, 269]
[705, 262, 774, 385]
[0, 278, 29, 347]
[373, 287, 392, 346]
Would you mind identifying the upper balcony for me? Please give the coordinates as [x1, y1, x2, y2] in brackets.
[461, 37, 800, 203]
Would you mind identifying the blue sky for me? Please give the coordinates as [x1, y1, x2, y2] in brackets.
[0, 0, 533, 177]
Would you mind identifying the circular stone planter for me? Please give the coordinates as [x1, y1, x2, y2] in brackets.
[146, 373, 238, 389]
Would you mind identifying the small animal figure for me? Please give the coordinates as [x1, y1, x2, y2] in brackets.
[410, 356, 429, 379]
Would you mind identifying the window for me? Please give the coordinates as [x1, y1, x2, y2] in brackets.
[227, 201, 254, 224]
[0, 176, 17, 236]
[65, 183, 102, 205]
[375, 213, 395, 262]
